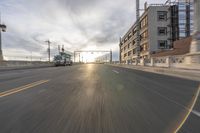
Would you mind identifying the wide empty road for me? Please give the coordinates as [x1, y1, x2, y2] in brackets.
[0, 64, 199, 133]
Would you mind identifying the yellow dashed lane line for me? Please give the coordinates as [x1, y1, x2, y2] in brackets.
[174, 85, 200, 133]
[0, 80, 49, 98]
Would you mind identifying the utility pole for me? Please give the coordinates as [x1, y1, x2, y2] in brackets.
[45, 40, 51, 62]
[79, 53, 80, 63]
[62, 45, 64, 52]
[74, 52, 76, 62]
[136, 0, 140, 65]
[0, 14, 7, 61]
[58, 45, 61, 54]
[110, 49, 112, 64]
[119, 37, 122, 64]
[31, 51, 32, 62]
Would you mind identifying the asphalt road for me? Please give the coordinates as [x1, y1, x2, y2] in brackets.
[0, 64, 199, 133]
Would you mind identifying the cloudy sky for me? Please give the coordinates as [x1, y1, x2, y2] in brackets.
[0, 0, 166, 61]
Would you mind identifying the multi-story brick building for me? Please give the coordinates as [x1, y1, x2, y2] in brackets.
[119, 5, 171, 63]
[119, 0, 194, 63]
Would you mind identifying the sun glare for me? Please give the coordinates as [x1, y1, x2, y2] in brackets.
[75, 52, 105, 63]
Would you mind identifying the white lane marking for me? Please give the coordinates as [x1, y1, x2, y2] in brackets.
[112, 70, 119, 74]
[192, 110, 200, 117]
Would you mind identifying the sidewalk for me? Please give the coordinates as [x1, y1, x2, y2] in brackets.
[109, 64, 200, 82]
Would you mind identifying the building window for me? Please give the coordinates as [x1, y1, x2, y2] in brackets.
[179, 11, 186, 16]
[140, 45, 144, 52]
[124, 37, 128, 43]
[157, 11, 167, 21]
[178, 3, 186, 10]
[158, 40, 168, 49]
[124, 46, 126, 51]
[133, 27, 137, 35]
[140, 43, 148, 52]
[133, 49, 136, 55]
[140, 16, 148, 28]
[140, 30, 148, 41]
[132, 40, 135, 46]
[128, 32, 132, 39]
[158, 27, 167, 36]
[128, 43, 131, 49]
[179, 32, 186, 38]
[128, 51, 132, 56]
[179, 24, 186, 29]
[142, 43, 148, 51]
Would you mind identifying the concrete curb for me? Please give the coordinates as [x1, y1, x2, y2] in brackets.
[109, 64, 200, 82]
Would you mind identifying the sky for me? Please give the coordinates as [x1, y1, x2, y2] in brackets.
[0, 0, 166, 61]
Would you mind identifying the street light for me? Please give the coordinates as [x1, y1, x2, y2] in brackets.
[0, 24, 6, 32]
[0, 16, 7, 61]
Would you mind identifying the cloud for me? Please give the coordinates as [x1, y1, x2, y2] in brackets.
[0, 0, 167, 61]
